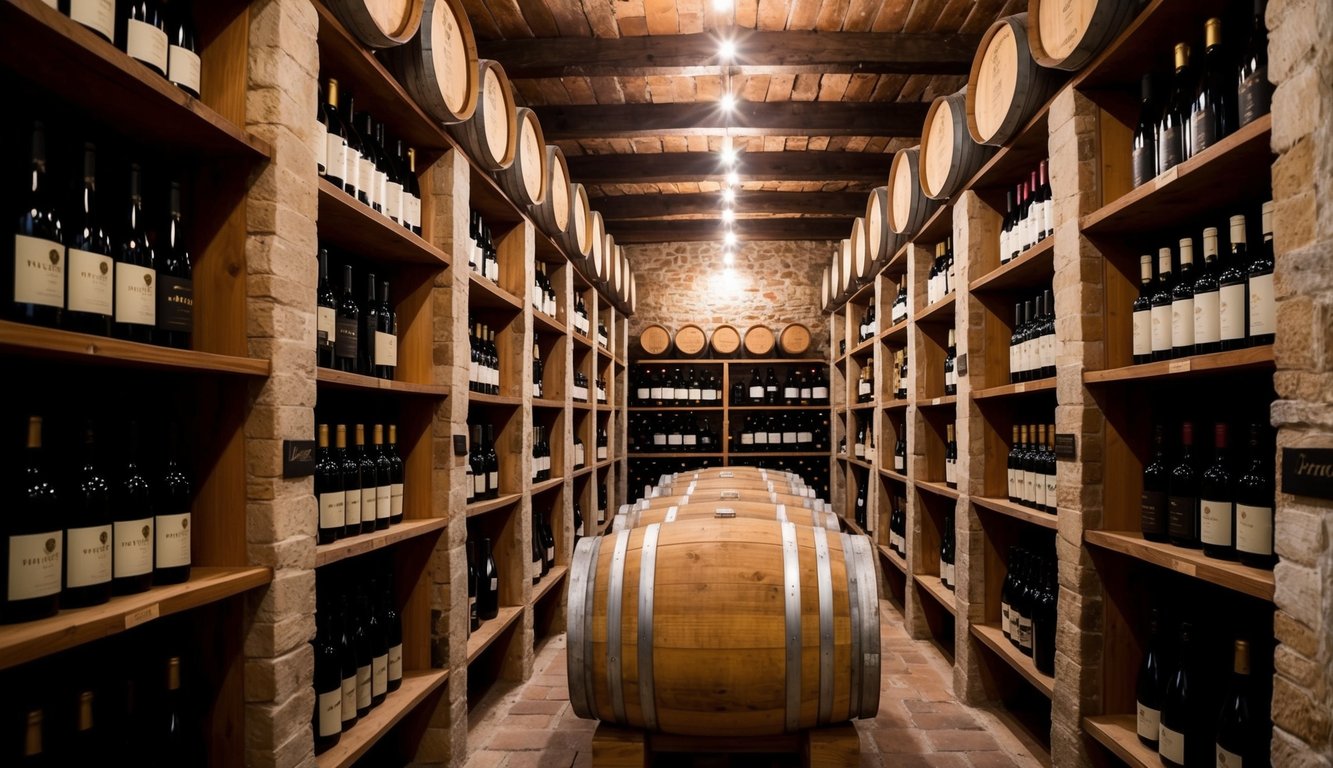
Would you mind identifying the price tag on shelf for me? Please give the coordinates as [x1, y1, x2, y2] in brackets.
[125, 603, 161, 630]
[1016, 382, 1027, 393]
[1158, 166, 1179, 186]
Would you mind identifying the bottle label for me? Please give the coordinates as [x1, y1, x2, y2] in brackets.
[346, 489, 362, 526]
[359, 157, 376, 205]
[319, 491, 346, 531]
[1001, 603, 1011, 636]
[674, 387, 688, 400]
[473, 473, 486, 496]
[1217, 745, 1244, 768]
[1151, 305, 1172, 352]
[336, 317, 358, 358]
[1238, 68, 1271, 127]
[1141, 490, 1167, 536]
[858, 381, 871, 396]
[654, 434, 667, 446]
[70, 0, 115, 40]
[637, 387, 651, 400]
[6, 530, 62, 600]
[1220, 284, 1246, 341]
[749, 386, 764, 399]
[1248, 273, 1275, 337]
[376, 486, 391, 520]
[317, 306, 336, 348]
[741, 433, 754, 445]
[115, 262, 156, 326]
[65, 524, 113, 588]
[406, 194, 422, 230]
[1191, 108, 1217, 154]
[327, 135, 348, 182]
[126, 18, 169, 73]
[356, 666, 371, 708]
[318, 689, 342, 737]
[755, 432, 768, 445]
[315, 121, 328, 172]
[13, 235, 65, 309]
[1159, 126, 1184, 171]
[945, 461, 956, 485]
[1045, 473, 1056, 505]
[112, 518, 154, 577]
[1159, 726, 1185, 764]
[1167, 495, 1198, 541]
[702, 389, 716, 401]
[1172, 298, 1195, 348]
[168, 45, 202, 94]
[1236, 503, 1273, 555]
[668, 433, 683, 446]
[1200, 497, 1232, 546]
[546, 546, 555, 562]
[1132, 144, 1156, 188]
[341, 677, 357, 721]
[1194, 290, 1220, 345]
[688, 387, 702, 400]
[683, 434, 696, 446]
[391, 483, 404, 518]
[1017, 616, 1032, 649]
[784, 387, 798, 399]
[487, 471, 498, 490]
[783, 432, 797, 444]
[894, 455, 905, 472]
[372, 654, 388, 696]
[814, 386, 829, 400]
[490, 577, 498, 591]
[362, 487, 376, 523]
[1137, 703, 1161, 741]
[156, 274, 194, 333]
[67, 248, 114, 316]
[375, 331, 398, 367]
[155, 512, 191, 568]
[768, 432, 781, 445]
[388, 643, 403, 681]
[798, 431, 813, 443]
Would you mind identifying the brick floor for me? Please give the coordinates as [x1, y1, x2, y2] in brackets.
[465, 600, 1045, 768]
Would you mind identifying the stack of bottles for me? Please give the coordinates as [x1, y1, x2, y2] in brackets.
[315, 422, 407, 544]
[317, 248, 398, 380]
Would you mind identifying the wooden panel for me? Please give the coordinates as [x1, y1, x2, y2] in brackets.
[1084, 531, 1276, 601]
[566, 150, 892, 183]
[535, 101, 929, 138]
[608, 217, 851, 242]
[594, 191, 865, 219]
[971, 623, 1054, 697]
[315, 670, 449, 768]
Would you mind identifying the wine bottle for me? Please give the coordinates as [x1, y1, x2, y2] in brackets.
[468, 425, 484, 503]
[351, 590, 371, 717]
[573, 501, 584, 543]
[66, 142, 113, 336]
[358, 273, 380, 377]
[404, 147, 423, 236]
[336, 593, 358, 731]
[356, 112, 385, 214]
[478, 537, 499, 620]
[1159, 623, 1197, 768]
[1032, 557, 1056, 675]
[1158, 43, 1194, 172]
[20, 709, 45, 765]
[382, 577, 403, 692]
[366, 582, 388, 707]
[945, 423, 957, 489]
[484, 424, 499, 498]
[1215, 639, 1265, 766]
[3, 417, 63, 623]
[1171, 237, 1196, 358]
[375, 280, 397, 379]
[1199, 423, 1236, 560]
[155, 182, 194, 349]
[1135, 608, 1166, 748]
[65, 423, 113, 608]
[355, 425, 377, 535]
[115, 163, 157, 343]
[1007, 426, 1021, 502]
[1219, 215, 1249, 350]
[338, 424, 362, 538]
[1132, 74, 1158, 187]
[70, 690, 98, 761]
[335, 264, 359, 372]
[1237, 0, 1272, 127]
[323, 79, 350, 189]
[467, 540, 479, 631]
[1235, 424, 1275, 569]
[1193, 227, 1222, 355]
[1000, 548, 1016, 641]
[1167, 422, 1200, 548]
[113, 421, 154, 595]
[1189, 18, 1235, 155]
[316, 249, 336, 367]
[1150, 247, 1174, 362]
[11, 120, 66, 328]
[1141, 425, 1170, 542]
[377, 123, 403, 225]
[372, 425, 392, 530]
[163, 0, 200, 98]
[1248, 201, 1275, 346]
[154, 428, 192, 585]
[121, 0, 168, 77]
[316, 424, 344, 545]
[66, 0, 115, 42]
[530, 511, 544, 584]
[386, 424, 405, 524]
[313, 604, 343, 753]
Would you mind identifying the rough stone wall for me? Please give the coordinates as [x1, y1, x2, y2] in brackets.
[1267, 0, 1333, 764]
[624, 240, 834, 357]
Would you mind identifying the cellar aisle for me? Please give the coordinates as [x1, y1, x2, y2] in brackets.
[464, 600, 1045, 768]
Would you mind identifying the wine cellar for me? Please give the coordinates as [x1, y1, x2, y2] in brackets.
[1, 0, 1330, 766]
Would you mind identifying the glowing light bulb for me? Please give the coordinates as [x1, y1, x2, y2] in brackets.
[724, 231, 737, 246]
[720, 92, 736, 112]
[722, 188, 736, 203]
[713, 0, 731, 11]
[721, 208, 735, 223]
[721, 147, 737, 166]
[718, 39, 737, 61]
[723, 250, 735, 266]
[725, 170, 739, 186]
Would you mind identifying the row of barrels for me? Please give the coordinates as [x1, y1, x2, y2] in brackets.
[636, 322, 813, 359]
[821, 0, 1142, 310]
[567, 466, 880, 736]
[327, 0, 637, 315]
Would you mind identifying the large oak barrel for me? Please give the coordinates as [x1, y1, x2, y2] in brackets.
[329, 0, 423, 48]
[597, 230, 615, 286]
[385, 0, 477, 124]
[672, 324, 707, 358]
[1028, 0, 1138, 72]
[583, 211, 607, 283]
[628, 273, 637, 315]
[850, 217, 873, 285]
[710, 324, 741, 357]
[566, 183, 593, 258]
[613, 247, 629, 303]
[864, 186, 901, 266]
[447, 59, 517, 171]
[829, 254, 844, 304]
[612, 501, 839, 532]
[966, 14, 1062, 147]
[567, 519, 880, 735]
[532, 146, 571, 238]
[666, 467, 798, 482]
[920, 88, 997, 200]
[887, 146, 942, 236]
[820, 267, 831, 312]
[837, 238, 857, 290]
[633, 490, 825, 513]
[778, 323, 813, 357]
[743, 325, 776, 357]
[496, 107, 548, 208]
[638, 325, 671, 357]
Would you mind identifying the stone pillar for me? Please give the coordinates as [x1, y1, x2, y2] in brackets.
[902, 241, 932, 642]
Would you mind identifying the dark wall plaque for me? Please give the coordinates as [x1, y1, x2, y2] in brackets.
[1282, 447, 1333, 500]
[1053, 433, 1077, 460]
[282, 439, 316, 478]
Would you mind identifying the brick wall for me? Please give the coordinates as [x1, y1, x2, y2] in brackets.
[624, 240, 834, 358]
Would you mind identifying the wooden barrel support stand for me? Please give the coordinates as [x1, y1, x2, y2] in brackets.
[591, 723, 860, 768]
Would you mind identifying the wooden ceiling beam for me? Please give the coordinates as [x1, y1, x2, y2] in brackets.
[535, 101, 929, 138]
[594, 191, 867, 220]
[609, 217, 852, 243]
[479, 30, 981, 78]
[566, 151, 892, 184]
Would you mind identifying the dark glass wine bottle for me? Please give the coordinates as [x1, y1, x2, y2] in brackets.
[157, 656, 193, 765]
[163, 0, 200, 97]
[1158, 623, 1198, 768]
[154, 428, 192, 585]
[313, 603, 343, 753]
[121, 0, 168, 76]
[367, 581, 388, 707]
[382, 576, 403, 692]
[484, 424, 499, 499]
[316, 424, 344, 545]
[467, 540, 479, 632]
[1167, 422, 1201, 548]
[355, 424, 378, 536]
[478, 537, 499, 620]
[1171, 237, 1195, 358]
[1141, 425, 1170, 542]
[65, 423, 113, 608]
[20, 709, 45, 766]
[66, 0, 115, 42]
[1235, 424, 1275, 569]
[404, 147, 423, 236]
[358, 273, 380, 377]
[1150, 247, 1174, 362]
[387, 425, 404, 524]
[337, 593, 358, 731]
[1132, 74, 1158, 187]
[375, 280, 396, 379]
[1158, 43, 1194, 172]
[3, 417, 63, 623]
[323, 79, 350, 189]
[1219, 215, 1249, 350]
[1199, 423, 1236, 560]
[530, 510, 544, 585]
[468, 425, 485, 503]
[70, 690, 98, 762]
[341, 91, 368, 205]
[1237, 0, 1272, 127]
[335, 264, 359, 372]
[1193, 227, 1222, 355]
[1215, 639, 1266, 766]
[1032, 557, 1056, 675]
[1189, 18, 1236, 155]
[1248, 201, 1275, 346]
[351, 590, 371, 717]
[338, 424, 362, 538]
[11, 121, 65, 328]
[114, 163, 157, 343]
[113, 421, 154, 595]
[156, 182, 193, 349]
[316, 248, 336, 367]
[1135, 608, 1166, 748]
[66, 142, 113, 336]
[372, 425, 392, 530]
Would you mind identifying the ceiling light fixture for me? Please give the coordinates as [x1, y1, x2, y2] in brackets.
[718, 38, 737, 61]
[720, 92, 738, 112]
[722, 187, 735, 203]
[725, 169, 739, 187]
[721, 208, 735, 223]
[724, 231, 737, 246]
[723, 249, 735, 266]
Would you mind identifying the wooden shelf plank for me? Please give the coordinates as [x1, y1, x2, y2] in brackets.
[728, 405, 831, 411]
[315, 669, 450, 768]
[466, 606, 523, 664]
[631, 358, 827, 365]
[468, 272, 524, 311]
[533, 397, 567, 409]
[880, 399, 910, 411]
[468, 392, 525, 407]
[466, 493, 524, 518]
[629, 406, 725, 412]
[0, 320, 270, 376]
[571, 331, 594, 349]
[918, 395, 958, 408]
[972, 378, 1057, 400]
[315, 518, 448, 568]
[573, 464, 595, 477]
[879, 468, 909, 484]
[1084, 715, 1156, 768]
[913, 574, 957, 616]
[1083, 346, 1274, 385]
[838, 515, 868, 538]
[840, 457, 874, 471]
[883, 244, 909, 277]
[915, 479, 960, 500]
[1084, 530, 1274, 601]
[0, 0, 270, 159]
[731, 451, 830, 458]
[879, 318, 909, 344]
[913, 203, 951, 246]
[572, 401, 593, 410]
[316, 368, 450, 397]
[469, 166, 527, 226]
[0, 566, 271, 671]
[969, 238, 1055, 294]
[630, 452, 725, 459]
[878, 544, 908, 575]
[1071, 0, 1245, 94]
[972, 497, 1058, 530]
[970, 623, 1055, 698]
[917, 293, 956, 325]
[533, 565, 569, 604]
[533, 310, 568, 336]
[848, 337, 876, 359]
[532, 476, 565, 494]
[318, 179, 450, 267]
[850, 401, 876, 410]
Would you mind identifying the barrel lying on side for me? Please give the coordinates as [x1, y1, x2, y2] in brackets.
[568, 519, 880, 736]
[612, 500, 839, 532]
[385, 0, 478, 125]
[631, 490, 825, 513]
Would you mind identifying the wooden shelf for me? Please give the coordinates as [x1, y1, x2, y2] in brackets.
[1084, 530, 1275, 601]
[1, 0, 270, 159]
[0, 321, 269, 377]
[468, 166, 526, 226]
[971, 623, 1055, 698]
[466, 605, 523, 664]
[533, 565, 569, 604]
[883, 244, 909, 277]
[532, 397, 567, 409]
[571, 331, 594, 349]
[879, 544, 908, 575]
[917, 293, 956, 325]
[918, 395, 958, 408]
[879, 318, 909, 344]
[879, 468, 909, 484]
[973, 378, 1057, 400]
[315, 669, 450, 768]
[468, 272, 524, 311]
[915, 479, 960, 500]
[532, 476, 565, 494]
[728, 405, 831, 411]
[630, 452, 725, 459]
[913, 574, 957, 616]
[1083, 715, 1156, 768]
[850, 401, 876, 410]
[839, 456, 874, 471]
[316, 518, 448, 568]
[468, 392, 524, 407]
[316, 368, 450, 397]
[881, 399, 910, 411]
[913, 203, 951, 245]
[838, 515, 868, 538]
[961, 98, 1056, 198]
[970, 238, 1055, 294]
[1084, 346, 1274, 385]
[847, 337, 876, 359]
[1080, 115, 1273, 237]
[318, 179, 450, 268]
[629, 406, 725, 412]
[533, 310, 567, 336]
[466, 493, 523, 518]
[972, 497, 1058, 530]
[731, 451, 830, 458]
[0, 566, 271, 671]
[1072, 0, 1242, 93]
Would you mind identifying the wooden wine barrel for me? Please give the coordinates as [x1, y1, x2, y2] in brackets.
[667, 467, 798, 482]
[672, 324, 707, 358]
[710, 324, 741, 357]
[495, 107, 548, 208]
[634, 490, 824, 513]
[584, 211, 607, 283]
[820, 266, 831, 312]
[566, 183, 593, 258]
[446, 59, 516, 171]
[567, 519, 881, 735]
[597, 230, 615, 286]
[655, 477, 808, 496]
[837, 238, 856, 290]
[531, 145, 571, 237]
[328, 0, 423, 49]
[850, 217, 873, 284]
[743, 324, 776, 357]
[829, 254, 843, 304]
[864, 186, 900, 266]
[612, 246, 627, 302]
[778, 323, 813, 358]
[612, 501, 839, 532]
[1028, 0, 1138, 72]
[887, 146, 941, 235]
[385, 0, 477, 124]
[966, 14, 1062, 147]
[919, 87, 997, 200]
[628, 273, 637, 315]
[638, 325, 670, 357]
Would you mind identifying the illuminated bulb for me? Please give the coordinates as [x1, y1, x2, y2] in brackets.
[718, 39, 737, 61]
[720, 147, 737, 166]
[725, 170, 739, 186]
[721, 208, 735, 223]
[721, 188, 736, 203]
[713, 0, 731, 11]
[724, 231, 737, 246]
[723, 250, 735, 266]
[719, 92, 736, 112]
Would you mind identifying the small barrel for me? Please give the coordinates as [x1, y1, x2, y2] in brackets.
[496, 107, 548, 208]
[612, 246, 627, 302]
[839, 239, 858, 292]
[597, 230, 615, 286]
[710, 324, 741, 357]
[887, 146, 942, 236]
[566, 183, 593, 258]
[447, 59, 517, 171]
[612, 501, 839, 532]
[743, 325, 776, 357]
[820, 266, 831, 312]
[673, 324, 708, 358]
[328, 0, 423, 49]
[385, 0, 477, 124]
[583, 211, 606, 282]
[830, 253, 844, 304]
[919, 87, 997, 200]
[639, 324, 670, 357]
[850, 217, 873, 285]
[531, 145, 571, 237]
[1028, 0, 1139, 72]
[864, 186, 900, 266]
[628, 273, 637, 315]
[778, 323, 812, 358]
[966, 14, 1063, 147]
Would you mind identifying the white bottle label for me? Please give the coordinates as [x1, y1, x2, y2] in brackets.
[69, 0, 115, 41]
[317, 306, 336, 347]
[689, 387, 702, 400]
[702, 389, 717, 401]
[359, 157, 376, 205]
[798, 431, 813, 443]
[391, 483, 404, 518]
[388, 643, 403, 681]
[814, 386, 829, 400]
[114, 262, 156, 326]
[356, 666, 371, 708]
[1217, 745, 1243, 768]
[67, 248, 114, 316]
[637, 387, 651, 400]
[1159, 726, 1185, 764]
[1034, 471, 1046, 509]
[6, 530, 62, 600]
[768, 431, 781, 444]
[315, 121, 328, 172]
[372, 654, 388, 696]
[362, 487, 376, 523]
[65, 525, 112, 588]
[1199, 498, 1232, 546]
[1220, 283, 1246, 341]
[318, 689, 342, 737]
[341, 677, 356, 721]
[376, 486, 391, 521]
[168, 45, 202, 94]
[386, 182, 404, 223]
[683, 434, 696, 446]
[783, 432, 797, 444]
[113, 518, 154, 577]
[375, 331, 398, 367]
[749, 386, 764, 399]
[674, 387, 688, 401]
[1194, 290, 1221, 345]
[319, 491, 345, 530]
[945, 461, 957, 485]
[1235, 503, 1273, 555]
[327, 136, 349, 182]
[1045, 473, 1056, 505]
[155, 512, 191, 568]
[1137, 702, 1161, 741]
[1172, 298, 1195, 348]
[667, 433, 683, 446]
[1151, 305, 1172, 352]
[1007, 468, 1017, 498]
[894, 455, 905, 472]
[13, 235, 65, 309]
[1248, 273, 1275, 337]
[126, 19, 169, 74]
[490, 577, 498, 591]
[487, 471, 498, 490]
[741, 433, 754, 445]
[346, 490, 362, 526]
[473, 473, 486, 496]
